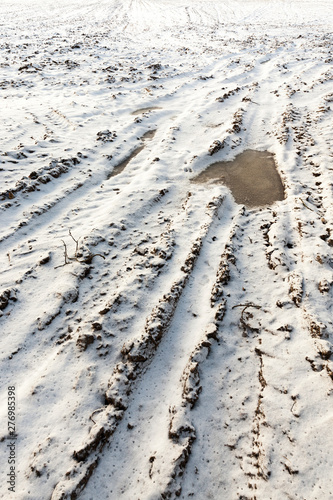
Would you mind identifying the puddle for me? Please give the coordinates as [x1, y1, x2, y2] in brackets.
[131, 106, 162, 115]
[141, 129, 156, 140]
[107, 129, 157, 179]
[192, 150, 285, 208]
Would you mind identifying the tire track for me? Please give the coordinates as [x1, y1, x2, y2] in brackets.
[0, 189, 218, 499]
[180, 205, 333, 499]
[51, 193, 234, 499]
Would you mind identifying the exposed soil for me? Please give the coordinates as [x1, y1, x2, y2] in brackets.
[131, 106, 162, 115]
[107, 129, 156, 179]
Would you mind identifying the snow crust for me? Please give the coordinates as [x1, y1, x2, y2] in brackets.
[1, 0, 333, 499]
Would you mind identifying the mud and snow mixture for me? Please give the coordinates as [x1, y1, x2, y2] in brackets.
[1, 1, 333, 498]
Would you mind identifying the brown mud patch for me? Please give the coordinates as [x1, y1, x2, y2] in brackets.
[131, 106, 162, 115]
[107, 129, 157, 179]
[192, 150, 285, 208]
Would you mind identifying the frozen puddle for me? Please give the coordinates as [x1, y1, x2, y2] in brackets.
[131, 106, 162, 115]
[192, 149, 285, 208]
[107, 129, 156, 179]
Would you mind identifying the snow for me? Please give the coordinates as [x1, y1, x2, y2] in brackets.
[0, 0, 333, 499]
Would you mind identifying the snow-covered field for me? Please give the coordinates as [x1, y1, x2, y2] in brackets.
[1, 1, 333, 498]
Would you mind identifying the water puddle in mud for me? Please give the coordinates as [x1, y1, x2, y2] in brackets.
[192, 150, 285, 208]
[107, 129, 157, 179]
[131, 106, 162, 115]
[141, 129, 156, 140]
